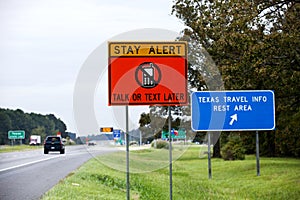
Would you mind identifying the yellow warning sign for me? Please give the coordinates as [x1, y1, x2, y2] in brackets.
[109, 42, 187, 57]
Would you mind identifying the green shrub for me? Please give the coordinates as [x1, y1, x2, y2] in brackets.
[129, 141, 138, 146]
[151, 140, 169, 149]
[64, 138, 76, 145]
[221, 136, 246, 160]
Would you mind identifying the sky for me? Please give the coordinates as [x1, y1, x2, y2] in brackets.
[0, 0, 186, 135]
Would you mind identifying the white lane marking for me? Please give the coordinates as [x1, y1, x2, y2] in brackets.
[0, 151, 92, 172]
[0, 148, 104, 173]
[0, 156, 57, 172]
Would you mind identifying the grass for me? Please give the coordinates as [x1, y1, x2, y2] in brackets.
[42, 145, 300, 200]
[0, 145, 42, 153]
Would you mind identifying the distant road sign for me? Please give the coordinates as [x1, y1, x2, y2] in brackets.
[8, 130, 25, 139]
[113, 130, 121, 138]
[191, 90, 275, 131]
[108, 41, 188, 106]
[161, 129, 186, 139]
[100, 127, 113, 132]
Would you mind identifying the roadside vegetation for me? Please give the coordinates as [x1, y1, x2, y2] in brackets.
[137, 0, 300, 160]
[0, 145, 42, 153]
[0, 137, 76, 153]
[42, 145, 300, 200]
[0, 108, 67, 145]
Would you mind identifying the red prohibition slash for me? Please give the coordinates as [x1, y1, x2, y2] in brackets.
[135, 62, 162, 89]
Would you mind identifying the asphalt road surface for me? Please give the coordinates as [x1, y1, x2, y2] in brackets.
[0, 145, 115, 200]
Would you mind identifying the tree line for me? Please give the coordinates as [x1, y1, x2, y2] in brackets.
[0, 108, 67, 145]
[172, 0, 300, 157]
[139, 1, 299, 157]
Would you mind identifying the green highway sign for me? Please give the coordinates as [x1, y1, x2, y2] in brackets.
[8, 130, 25, 139]
[161, 129, 186, 139]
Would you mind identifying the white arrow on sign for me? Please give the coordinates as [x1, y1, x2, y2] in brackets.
[229, 114, 238, 125]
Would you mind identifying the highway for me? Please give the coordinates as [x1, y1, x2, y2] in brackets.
[0, 145, 115, 200]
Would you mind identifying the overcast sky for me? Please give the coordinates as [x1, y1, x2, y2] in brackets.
[0, 0, 186, 134]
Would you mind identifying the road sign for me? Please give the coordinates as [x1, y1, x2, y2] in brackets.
[113, 130, 121, 138]
[8, 130, 25, 139]
[108, 41, 188, 105]
[191, 90, 275, 131]
[161, 129, 186, 139]
[100, 127, 113, 132]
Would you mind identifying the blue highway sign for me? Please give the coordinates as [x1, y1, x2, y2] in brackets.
[191, 90, 275, 131]
[113, 130, 121, 138]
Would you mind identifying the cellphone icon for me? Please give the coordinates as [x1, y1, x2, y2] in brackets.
[135, 62, 161, 89]
[142, 63, 155, 87]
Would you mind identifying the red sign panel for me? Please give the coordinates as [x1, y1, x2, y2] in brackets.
[108, 42, 188, 105]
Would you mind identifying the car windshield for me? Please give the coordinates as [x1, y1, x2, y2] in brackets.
[46, 137, 61, 143]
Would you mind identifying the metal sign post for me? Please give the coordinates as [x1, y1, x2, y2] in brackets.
[126, 105, 130, 200]
[256, 131, 260, 176]
[168, 106, 173, 200]
[208, 132, 212, 179]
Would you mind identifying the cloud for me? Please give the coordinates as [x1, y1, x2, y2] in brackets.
[0, 0, 185, 133]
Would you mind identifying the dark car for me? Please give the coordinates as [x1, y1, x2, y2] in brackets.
[88, 141, 96, 146]
[44, 136, 65, 154]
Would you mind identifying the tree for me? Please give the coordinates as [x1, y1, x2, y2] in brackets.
[0, 112, 12, 144]
[46, 114, 67, 137]
[221, 134, 246, 160]
[31, 126, 46, 141]
[138, 106, 192, 143]
[139, 113, 151, 127]
[172, 0, 300, 156]
[0, 108, 68, 144]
